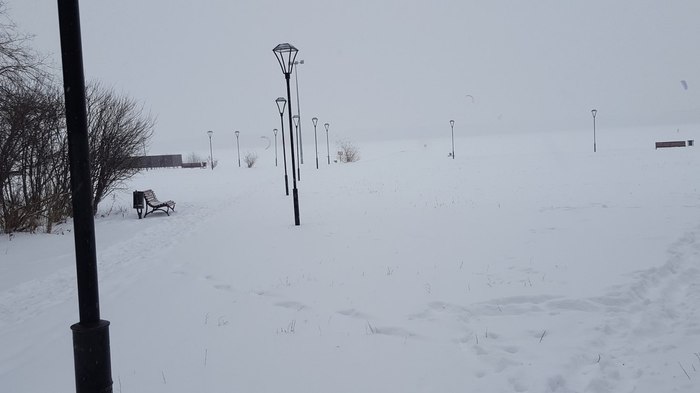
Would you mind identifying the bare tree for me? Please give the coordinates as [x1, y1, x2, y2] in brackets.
[0, 75, 66, 233]
[337, 139, 360, 163]
[86, 82, 155, 214]
[0, 2, 44, 84]
[0, 6, 156, 231]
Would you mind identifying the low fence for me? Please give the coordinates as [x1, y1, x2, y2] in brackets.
[126, 154, 183, 169]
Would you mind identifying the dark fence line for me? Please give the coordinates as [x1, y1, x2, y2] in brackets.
[126, 154, 183, 169]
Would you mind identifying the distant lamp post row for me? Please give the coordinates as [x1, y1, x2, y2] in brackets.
[293, 114, 301, 180]
[293, 59, 304, 164]
[234, 130, 241, 167]
[312, 117, 319, 169]
[276, 97, 289, 195]
[449, 119, 455, 159]
[325, 122, 330, 164]
[273, 42, 301, 226]
[207, 130, 214, 170]
[273, 128, 278, 167]
[591, 109, 598, 153]
[309, 117, 331, 168]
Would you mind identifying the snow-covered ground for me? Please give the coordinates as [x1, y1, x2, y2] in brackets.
[1, 127, 700, 392]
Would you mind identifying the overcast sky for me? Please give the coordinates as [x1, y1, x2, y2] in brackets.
[7, 0, 700, 153]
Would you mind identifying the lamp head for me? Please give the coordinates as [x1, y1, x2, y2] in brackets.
[275, 97, 287, 115]
[235, 130, 240, 137]
[292, 114, 300, 127]
[450, 120, 455, 127]
[591, 109, 597, 118]
[272, 43, 299, 75]
[207, 130, 213, 137]
[312, 117, 318, 126]
[273, 128, 278, 135]
[324, 123, 329, 131]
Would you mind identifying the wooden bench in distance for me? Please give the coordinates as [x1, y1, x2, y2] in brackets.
[143, 189, 175, 217]
[655, 141, 686, 149]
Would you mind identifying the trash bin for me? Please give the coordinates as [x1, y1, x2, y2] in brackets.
[133, 190, 144, 219]
[688, 140, 694, 147]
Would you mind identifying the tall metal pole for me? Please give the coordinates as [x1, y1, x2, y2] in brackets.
[278, 103, 289, 195]
[293, 60, 304, 164]
[323, 123, 331, 165]
[293, 115, 301, 181]
[273, 129, 278, 167]
[207, 131, 214, 170]
[312, 117, 319, 169]
[325, 123, 330, 164]
[235, 131, 241, 167]
[451, 120, 455, 159]
[56, 1, 113, 392]
[286, 74, 300, 225]
[591, 109, 597, 153]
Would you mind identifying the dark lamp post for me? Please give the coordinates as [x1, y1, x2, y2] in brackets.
[234, 130, 241, 167]
[57, 2, 113, 392]
[450, 119, 455, 159]
[312, 117, 319, 169]
[324, 122, 330, 165]
[293, 114, 301, 181]
[591, 109, 598, 153]
[207, 130, 214, 170]
[276, 97, 289, 195]
[273, 128, 278, 167]
[273, 42, 301, 225]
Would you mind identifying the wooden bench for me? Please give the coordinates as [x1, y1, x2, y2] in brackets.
[655, 141, 686, 149]
[143, 189, 175, 217]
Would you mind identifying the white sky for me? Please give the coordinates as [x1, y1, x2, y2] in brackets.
[7, 0, 700, 152]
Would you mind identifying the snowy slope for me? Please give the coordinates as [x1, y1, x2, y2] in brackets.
[1, 128, 699, 392]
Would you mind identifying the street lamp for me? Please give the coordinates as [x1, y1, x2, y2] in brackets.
[312, 117, 319, 169]
[57, 2, 113, 392]
[276, 97, 289, 196]
[235, 130, 241, 167]
[273, 128, 278, 167]
[293, 114, 301, 180]
[450, 120, 455, 159]
[324, 122, 330, 164]
[293, 59, 304, 164]
[591, 109, 598, 153]
[273, 42, 301, 226]
[207, 130, 214, 170]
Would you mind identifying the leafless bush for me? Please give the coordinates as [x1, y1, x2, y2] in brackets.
[0, 2, 45, 84]
[0, 6, 155, 232]
[336, 139, 360, 163]
[244, 152, 257, 168]
[0, 75, 66, 233]
[86, 82, 155, 214]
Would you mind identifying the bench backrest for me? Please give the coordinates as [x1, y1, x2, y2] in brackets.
[655, 141, 686, 149]
[143, 189, 159, 203]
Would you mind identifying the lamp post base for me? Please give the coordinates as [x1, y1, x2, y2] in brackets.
[71, 320, 113, 393]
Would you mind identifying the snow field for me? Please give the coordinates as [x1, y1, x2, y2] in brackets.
[1, 127, 700, 392]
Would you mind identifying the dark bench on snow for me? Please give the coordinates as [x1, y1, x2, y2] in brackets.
[655, 141, 686, 149]
[133, 189, 175, 219]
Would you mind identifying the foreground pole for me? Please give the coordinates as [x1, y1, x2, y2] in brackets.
[57, 1, 113, 392]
